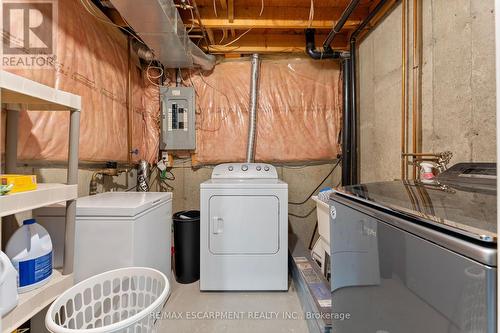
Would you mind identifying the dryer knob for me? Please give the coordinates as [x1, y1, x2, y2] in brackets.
[228, 166, 234, 171]
[256, 166, 262, 171]
[241, 165, 249, 171]
[264, 166, 270, 171]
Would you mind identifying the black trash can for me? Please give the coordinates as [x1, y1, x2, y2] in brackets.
[173, 210, 200, 284]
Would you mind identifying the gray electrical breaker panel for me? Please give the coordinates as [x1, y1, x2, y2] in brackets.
[160, 86, 196, 150]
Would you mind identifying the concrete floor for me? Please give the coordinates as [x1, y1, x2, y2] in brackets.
[156, 278, 309, 333]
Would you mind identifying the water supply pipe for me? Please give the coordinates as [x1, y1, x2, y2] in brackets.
[411, 0, 423, 178]
[401, 0, 409, 179]
[246, 54, 261, 163]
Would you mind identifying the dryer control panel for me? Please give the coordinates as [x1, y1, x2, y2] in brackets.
[212, 163, 278, 179]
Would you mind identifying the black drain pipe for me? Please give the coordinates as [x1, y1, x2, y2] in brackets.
[308, 0, 362, 185]
[306, 0, 361, 59]
[305, 29, 340, 59]
[348, 38, 358, 185]
[341, 57, 352, 186]
[308, 0, 396, 185]
[323, 0, 362, 49]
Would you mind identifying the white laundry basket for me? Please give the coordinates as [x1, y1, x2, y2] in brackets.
[46, 267, 170, 333]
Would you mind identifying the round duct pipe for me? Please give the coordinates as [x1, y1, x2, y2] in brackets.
[131, 39, 154, 61]
[246, 54, 261, 163]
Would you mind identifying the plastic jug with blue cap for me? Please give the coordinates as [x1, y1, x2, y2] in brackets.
[0, 250, 18, 316]
[5, 218, 53, 293]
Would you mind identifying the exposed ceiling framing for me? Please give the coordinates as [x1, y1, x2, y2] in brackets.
[93, 0, 390, 56]
[177, 0, 382, 54]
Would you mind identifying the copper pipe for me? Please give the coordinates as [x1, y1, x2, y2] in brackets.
[411, 0, 422, 179]
[402, 152, 442, 157]
[127, 37, 133, 165]
[401, 0, 408, 180]
[404, 158, 441, 161]
[89, 168, 129, 195]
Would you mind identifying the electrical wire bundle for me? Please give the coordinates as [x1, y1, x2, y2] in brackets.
[288, 158, 341, 218]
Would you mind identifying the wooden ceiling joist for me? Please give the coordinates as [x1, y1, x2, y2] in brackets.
[195, 0, 373, 8]
[228, 0, 234, 23]
[188, 6, 368, 30]
[204, 32, 348, 54]
[179, 0, 385, 53]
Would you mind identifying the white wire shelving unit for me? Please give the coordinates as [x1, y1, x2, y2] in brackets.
[0, 70, 81, 332]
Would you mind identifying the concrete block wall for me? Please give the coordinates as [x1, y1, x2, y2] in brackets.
[359, 0, 496, 183]
[34, 167, 137, 197]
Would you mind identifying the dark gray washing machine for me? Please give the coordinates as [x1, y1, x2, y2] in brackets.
[329, 163, 497, 333]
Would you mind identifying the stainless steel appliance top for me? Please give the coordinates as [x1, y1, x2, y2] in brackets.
[331, 178, 496, 243]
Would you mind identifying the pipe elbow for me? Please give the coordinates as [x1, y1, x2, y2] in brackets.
[305, 46, 322, 60]
[305, 29, 340, 60]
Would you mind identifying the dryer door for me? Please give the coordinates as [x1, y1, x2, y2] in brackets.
[208, 195, 280, 254]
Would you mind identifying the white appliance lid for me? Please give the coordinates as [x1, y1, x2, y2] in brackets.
[76, 192, 172, 217]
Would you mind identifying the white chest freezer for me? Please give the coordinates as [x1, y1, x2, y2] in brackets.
[73, 192, 172, 283]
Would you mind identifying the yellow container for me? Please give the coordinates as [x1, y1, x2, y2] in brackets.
[0, 174, 37, 193]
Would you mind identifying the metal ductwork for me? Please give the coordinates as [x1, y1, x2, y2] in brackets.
[246, 54, 260, 163]
[109, 0, 215, 70]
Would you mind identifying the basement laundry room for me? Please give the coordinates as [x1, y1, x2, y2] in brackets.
[0, 0, 498, 332]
